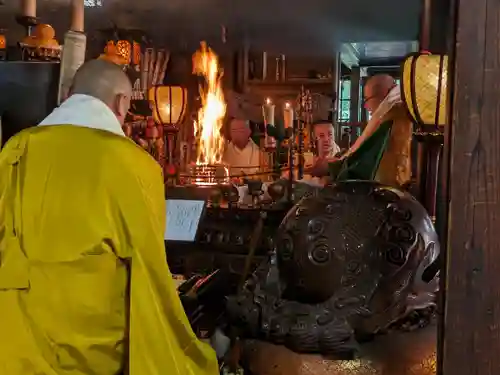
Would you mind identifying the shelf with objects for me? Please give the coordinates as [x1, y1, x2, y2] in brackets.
[0, 2, 72, 148]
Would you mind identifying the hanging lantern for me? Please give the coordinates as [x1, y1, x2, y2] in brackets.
[148, 85, 188, 128]
[400, 53, 448, 128]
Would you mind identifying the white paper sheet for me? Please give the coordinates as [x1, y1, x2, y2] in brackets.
[164, 199, 205, 242]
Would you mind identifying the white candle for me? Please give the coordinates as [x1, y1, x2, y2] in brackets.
[283, 102, 294, 128]
[22, 0, 36, 18]
[262, 97, 275, 125]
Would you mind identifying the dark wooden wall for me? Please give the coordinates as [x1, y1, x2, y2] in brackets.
[442, 0, 500, 373]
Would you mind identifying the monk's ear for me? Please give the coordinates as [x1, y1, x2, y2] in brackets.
[115, 93, 130, 118]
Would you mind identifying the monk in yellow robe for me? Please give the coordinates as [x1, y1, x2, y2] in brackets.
[0, 59, 218, 374]
[310, 75, 412, 187]
[357, 74, 412, 187]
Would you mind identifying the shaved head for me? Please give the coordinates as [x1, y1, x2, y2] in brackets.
[229, 117, 251, 149]
[363, 74, 396, 113]
[70, 59, 132, 124]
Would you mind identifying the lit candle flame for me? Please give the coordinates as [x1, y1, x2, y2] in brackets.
[266, 97, 271, 105]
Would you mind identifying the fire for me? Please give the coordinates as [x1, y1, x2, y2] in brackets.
[192, 42, 226, 165]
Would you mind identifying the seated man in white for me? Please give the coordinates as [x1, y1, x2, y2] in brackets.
[314, 121, 341, 159]
[223, 117, 266, 178]
[295, 121, 341, 186]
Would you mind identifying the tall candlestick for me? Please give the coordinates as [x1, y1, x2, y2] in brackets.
[263, 98, 276, 149]
[21, 0, 36, 18]
[283, 102, 294, 128]
[262, 52, 267, 80]
[262, 97, 275, 125]
[280, 54, 286, 81]
[70, 0, 84, 32]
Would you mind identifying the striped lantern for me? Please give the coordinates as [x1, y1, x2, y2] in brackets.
[400, 53, 448, 128]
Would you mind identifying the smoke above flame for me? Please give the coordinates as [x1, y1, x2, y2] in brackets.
[192, 42, 226, 165]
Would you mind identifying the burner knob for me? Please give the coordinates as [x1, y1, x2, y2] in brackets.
[235, 235, 244, 245]
[201, 231, 211, 243]
[216, 232, 224, 243]
[266, 236, 274, 250]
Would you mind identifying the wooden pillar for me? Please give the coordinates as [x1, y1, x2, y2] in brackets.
[349, 66, 360, 123]
[332, 52, 341, 139]
[235, 43, 249, 93]
[441, 0, 500, 373]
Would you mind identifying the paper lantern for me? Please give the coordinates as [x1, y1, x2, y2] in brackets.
[0, 34, 5, 50]
[401, 53, 448, 127]
[148, 85, 188, 128]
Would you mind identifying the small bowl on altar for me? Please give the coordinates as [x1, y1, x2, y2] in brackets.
[268, 181, 286, 203]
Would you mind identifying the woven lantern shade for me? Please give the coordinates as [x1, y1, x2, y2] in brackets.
[401, 54, 448, 127]
[148, 86, 188, 128]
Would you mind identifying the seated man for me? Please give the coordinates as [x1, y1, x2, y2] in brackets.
[0, 59, 218, 374]
[224, 117, 267, 178]
[310, 74, 412, 187]
[313, 121, 341, 160]
[299, 121, 341, 185]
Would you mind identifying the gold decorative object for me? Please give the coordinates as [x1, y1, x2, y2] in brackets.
[115, 40, 131, 63]
[132, 41, 141, 66]
[19, 24, 61, 60]
[22, 23, 59, 48]
[401, 53, 448, 127]
[99, 40, 130, 66]
[148, 85, 188, 128]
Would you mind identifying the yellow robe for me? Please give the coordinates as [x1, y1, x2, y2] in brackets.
[376, 105, 413, 187]
[0, 125, 218, 374]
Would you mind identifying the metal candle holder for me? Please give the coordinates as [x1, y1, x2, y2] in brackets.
[294, 87, 313, 180]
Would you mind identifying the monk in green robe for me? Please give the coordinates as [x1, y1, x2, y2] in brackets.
[0, 60, 218, 374]
[310, 74, 412, 187]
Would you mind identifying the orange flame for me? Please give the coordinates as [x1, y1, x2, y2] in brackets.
[192, 42, 226, 165]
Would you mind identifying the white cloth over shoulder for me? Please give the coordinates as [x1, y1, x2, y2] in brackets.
[38, 94, 125, 137]
[370, 85, 401, 123]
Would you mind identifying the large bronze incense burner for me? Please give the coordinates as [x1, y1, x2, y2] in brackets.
[227, 181, 439, 358]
